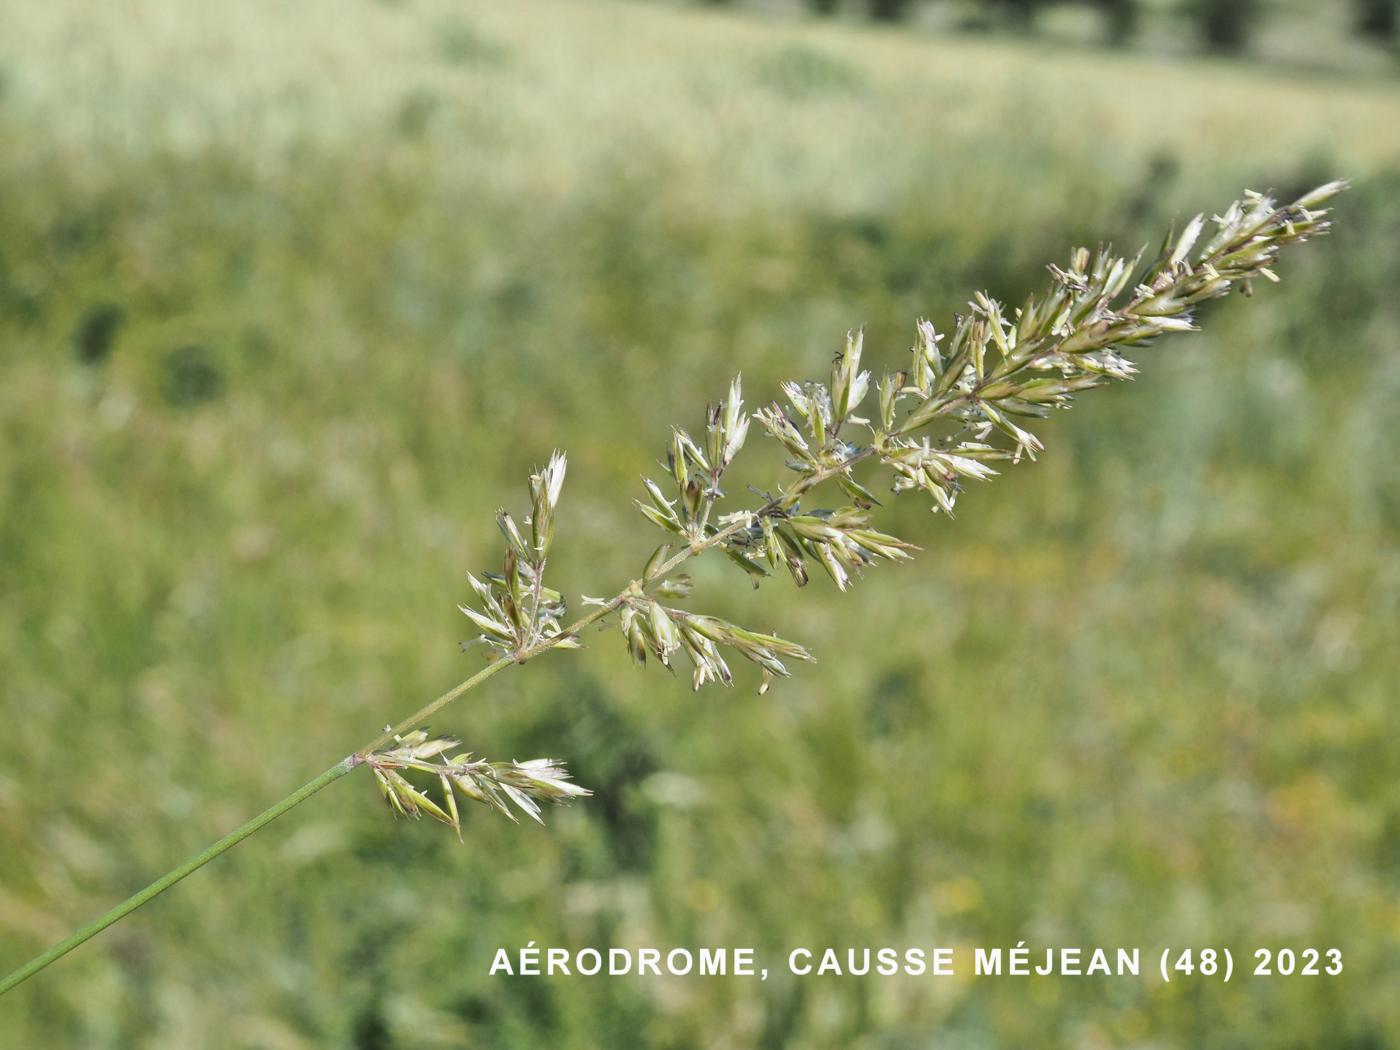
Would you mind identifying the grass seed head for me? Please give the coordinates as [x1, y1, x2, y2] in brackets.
[384, 182, 1345, 836]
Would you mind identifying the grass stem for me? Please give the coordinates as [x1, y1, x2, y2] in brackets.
[0, 759, 355, 996]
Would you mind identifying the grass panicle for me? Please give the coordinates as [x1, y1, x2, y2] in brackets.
[0, 180, 1345, 997]
[419, 179, 1346, 822]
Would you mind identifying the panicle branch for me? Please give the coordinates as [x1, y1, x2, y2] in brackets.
[459, 450, 579, 661]
[368, 730, 590, 833]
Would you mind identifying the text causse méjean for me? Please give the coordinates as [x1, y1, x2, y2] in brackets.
[489, 944, 1344, 982]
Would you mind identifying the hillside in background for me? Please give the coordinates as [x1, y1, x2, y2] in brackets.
[2, 1, 1399, 1046]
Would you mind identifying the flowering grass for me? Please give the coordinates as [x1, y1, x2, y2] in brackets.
[0, 180, 1345, 997]
[2, 0, 1399, 1044]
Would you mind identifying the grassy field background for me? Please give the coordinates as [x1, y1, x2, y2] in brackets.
[2, 0, 1399, 1046]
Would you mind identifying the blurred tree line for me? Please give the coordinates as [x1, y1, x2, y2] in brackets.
[696, 0, 1398, 54]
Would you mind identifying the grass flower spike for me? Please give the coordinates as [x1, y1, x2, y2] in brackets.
[0, 180, 1346, 997]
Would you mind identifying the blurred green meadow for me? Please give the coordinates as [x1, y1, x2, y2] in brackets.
[2, 0, 1400, 1045]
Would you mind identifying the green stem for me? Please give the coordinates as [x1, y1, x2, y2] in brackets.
[0, 758, 354, 997]
[356, 647, 521, 758]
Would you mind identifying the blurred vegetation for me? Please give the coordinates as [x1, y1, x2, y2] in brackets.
[702, 0, 1400, 68]
[1188, 0, 1260, 53]
[1, 0, 1399, 1046]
